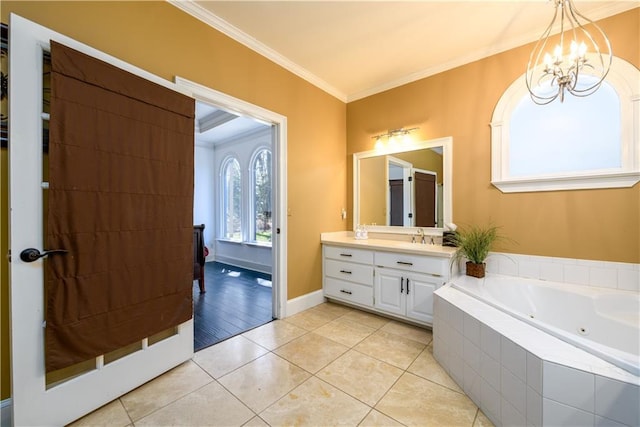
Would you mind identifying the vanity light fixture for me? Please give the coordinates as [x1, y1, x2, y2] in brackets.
[526, 0, 612, 105]
[372, 127, 419, 150]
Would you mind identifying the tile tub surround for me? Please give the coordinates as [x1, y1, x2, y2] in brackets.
[69, 302, 494, 427]
[433, 286, 640, 427]
[483, 252, 639, 292]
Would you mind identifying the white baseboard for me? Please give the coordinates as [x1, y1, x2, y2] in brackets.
[213, 255, 271, 275]
[285, 289, 325, 317]
[1, 398, 12, 427]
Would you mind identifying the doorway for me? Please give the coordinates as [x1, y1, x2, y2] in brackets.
[192, 99, 277, 351]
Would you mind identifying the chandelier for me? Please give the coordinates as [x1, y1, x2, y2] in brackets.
[526, 0, 612, 105]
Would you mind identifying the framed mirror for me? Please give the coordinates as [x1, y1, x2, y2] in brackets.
[353, 136, 452, 234]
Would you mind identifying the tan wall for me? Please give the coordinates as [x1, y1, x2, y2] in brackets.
[393, 150, 443, 184]
[0, 1, 347, 400]
[348, 9, 639, 264]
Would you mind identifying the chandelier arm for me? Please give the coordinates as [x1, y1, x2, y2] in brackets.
[526, 2, 560, 89]
[566, 0, 613, 91]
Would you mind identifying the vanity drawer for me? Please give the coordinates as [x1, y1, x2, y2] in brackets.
[324, 245, 374, 264]
[325, 259, 373, 286]
[375, 251, 448, 277]
[324, 277, 373, 307]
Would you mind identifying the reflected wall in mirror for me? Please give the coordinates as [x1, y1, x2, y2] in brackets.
[354, 137, 452, 233]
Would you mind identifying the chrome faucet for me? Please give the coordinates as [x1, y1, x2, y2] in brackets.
[417, 228, 426, 244]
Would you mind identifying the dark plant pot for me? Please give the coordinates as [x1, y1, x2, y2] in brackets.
[466, 261, 485, 278]
[442, 231, 457, 247]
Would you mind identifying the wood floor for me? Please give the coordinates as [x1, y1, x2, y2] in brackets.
[193, 261, 273, 351]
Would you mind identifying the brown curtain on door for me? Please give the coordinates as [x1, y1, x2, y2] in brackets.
[46, 41, 195, 372]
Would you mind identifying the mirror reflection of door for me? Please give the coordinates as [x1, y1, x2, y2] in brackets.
[389, 179, 404, 226]
[413, 170, 437, 227]
[387, 158, 412, 226]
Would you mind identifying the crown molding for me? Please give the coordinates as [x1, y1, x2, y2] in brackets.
[347, 3, 638, 102]
[169, 1, 637, 104]
[167, 0, 347, 103]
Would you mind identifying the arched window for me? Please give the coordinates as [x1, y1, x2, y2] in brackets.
[491, 57, 639, 193]
[251, 148, 272, 244]
[221, 157, 242, 240]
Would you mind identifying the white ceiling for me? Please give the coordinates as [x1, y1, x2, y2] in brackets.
[171, 0, 636, 103]
[195, 102, 269, 146]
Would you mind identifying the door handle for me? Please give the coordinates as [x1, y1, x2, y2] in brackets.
[20, 248, 68, 263]
[400, 277, 404, 293]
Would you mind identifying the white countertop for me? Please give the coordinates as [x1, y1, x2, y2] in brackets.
[321, 231, 456, 258]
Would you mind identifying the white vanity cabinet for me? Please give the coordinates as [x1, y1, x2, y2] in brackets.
[373, 251, 447, 324]
[323, 245, 375, 308]
[322, 237, 454, 327]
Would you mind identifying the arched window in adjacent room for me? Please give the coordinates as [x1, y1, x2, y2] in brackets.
[221, 156, 242, 240]
[251, 148, 272, 244]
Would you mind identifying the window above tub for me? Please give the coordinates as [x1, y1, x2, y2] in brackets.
[490, 56, 640, 193]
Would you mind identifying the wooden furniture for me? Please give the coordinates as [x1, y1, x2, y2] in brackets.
[193, 224, 206, 293]
[322, 233, 455, 326]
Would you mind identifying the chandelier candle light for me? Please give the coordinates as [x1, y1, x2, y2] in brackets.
[526, 0, 612, 105]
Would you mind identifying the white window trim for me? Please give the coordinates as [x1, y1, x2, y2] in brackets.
[490, 56, 640, 193]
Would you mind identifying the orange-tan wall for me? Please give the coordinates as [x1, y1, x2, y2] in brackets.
[348, 9, 639, 264]
[0, 1, 347, 400]
[393, 150, 443, 184]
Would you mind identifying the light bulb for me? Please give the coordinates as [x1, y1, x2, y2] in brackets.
[578, 41, 587, 58]
[554, 44, 563, 62]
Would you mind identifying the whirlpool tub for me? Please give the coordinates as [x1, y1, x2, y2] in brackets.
[433, 274, 640, 426]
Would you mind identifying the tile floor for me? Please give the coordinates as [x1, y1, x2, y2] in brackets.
[69, 302, 494, 427]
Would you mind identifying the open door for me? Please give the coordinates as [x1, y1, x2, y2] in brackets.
[8, 15, 194, 426]
[413, 169, 437, 227]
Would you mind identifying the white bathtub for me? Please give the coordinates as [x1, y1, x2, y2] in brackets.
[434, 274, 640, 426]
[450, 274, 640, 376]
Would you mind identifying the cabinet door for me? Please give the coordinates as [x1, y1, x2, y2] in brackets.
[405, 273, 440, 323]
[374, 269, 405, 316]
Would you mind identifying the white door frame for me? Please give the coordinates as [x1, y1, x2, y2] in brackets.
[8, 14, 194, 426]
[385, 156, 412, 227]
[175, 77, 288, 320]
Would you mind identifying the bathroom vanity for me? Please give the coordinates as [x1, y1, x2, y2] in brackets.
[321, 232, 456, 326]
[328, 135, 456, 326]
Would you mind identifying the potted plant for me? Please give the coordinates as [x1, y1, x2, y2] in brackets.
[450, 223, 504, 278]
